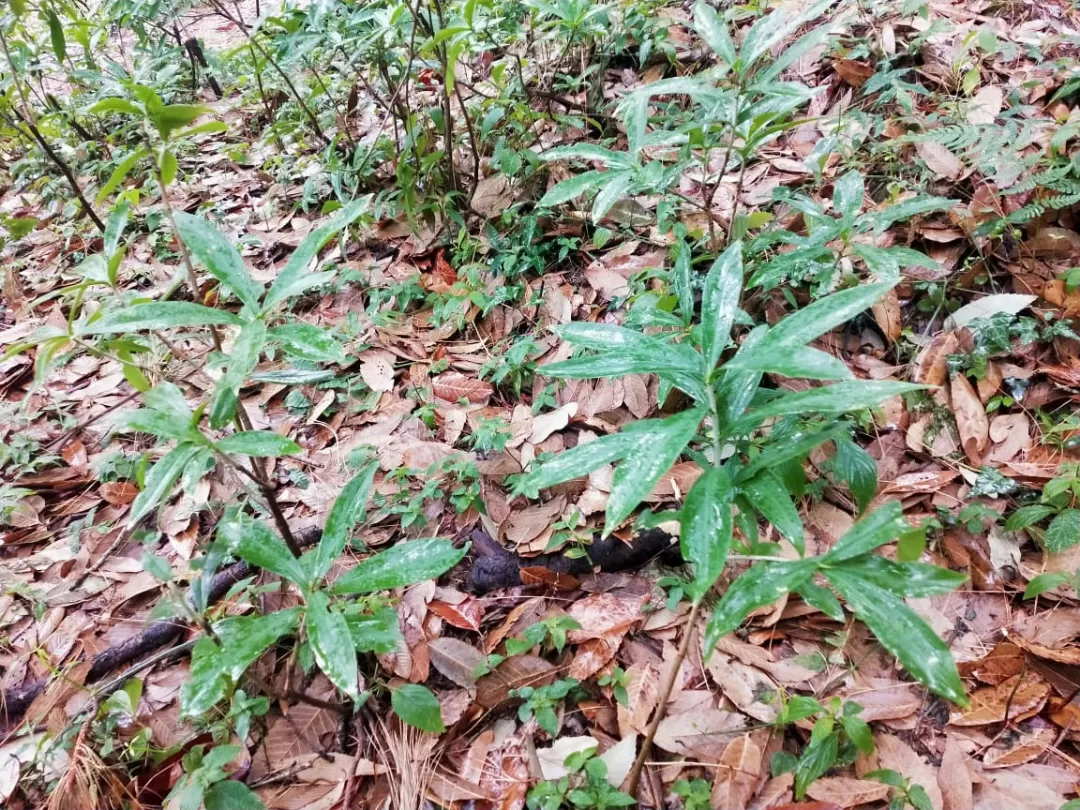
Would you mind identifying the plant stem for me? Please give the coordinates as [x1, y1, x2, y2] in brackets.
[625, 598, 704, 798]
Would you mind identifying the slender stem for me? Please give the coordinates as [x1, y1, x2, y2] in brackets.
[625, 598, 704, 797]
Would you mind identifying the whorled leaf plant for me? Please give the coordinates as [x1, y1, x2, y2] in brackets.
[515, 241, 969, 796]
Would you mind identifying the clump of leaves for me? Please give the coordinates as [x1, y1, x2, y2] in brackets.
[527, 747, 635, 810]
[771, 696, 873, 798]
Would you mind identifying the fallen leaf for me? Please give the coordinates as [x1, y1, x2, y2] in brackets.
[537, 736, 598, 780]
[471, 175, 514, 218]
[945, 294, 1038, 330]
[917, 141, 963, 180]
[710, 733, 763, 810]
[951, 374, 989, 464]
[432, 371, 493, 403]
[874, 734, 944, 810]
[530, 402, 577, 443]
[949, 672, 1050, 727]
[428, 637, 485, 689]
[428, 597, 484, 633]
[359, 354, 395, 392]
[939, 735, 973, 810]
[806, 777, 890, 808]
[833, 58, 874, 87]
[968, 86, 1003, 125]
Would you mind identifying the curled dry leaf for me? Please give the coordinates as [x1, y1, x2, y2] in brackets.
[950, 374, 989, 464]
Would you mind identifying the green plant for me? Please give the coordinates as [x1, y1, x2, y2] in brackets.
[526, 747, 635, 810]
[512, 677, 582, 736]
[671, 778, 712, 810]
[866, 768, 935, 810]
[1005, 463, 1080, 553]
[596, 667, 629, 707]
[165, 743, 265, 810]
[770, 696, 873, 798]
[506, 615, 583, 656]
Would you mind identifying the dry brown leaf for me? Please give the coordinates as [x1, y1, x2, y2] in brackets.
[913, 331, 961, 386]
[710, 733, 763, 810]
[871, 289, 902, 341]
[475, 654, 556, 709]
[428, 597, 484, 633]
[360, 354, 395, 392]
[471, 175, 514, 218]
[833, 58, 874, 87]
[917, 141, 963, 180]
[427, 637, 485, 689]
[749, 773, 794, 810]
[100, 482, 138, 505]
[805, 777, 890, 808]
[949, 672, 1050, 727]
[566, 592, 645, 642]
[939, 735, 973, 810]
[874, 734, 944, 810]
[968, 86, 1003, 125]
[951, 374, 989, 464]
[432, 371, 493, 403]
[982, 720, 1055, 769]
[617, 662, 660, 736]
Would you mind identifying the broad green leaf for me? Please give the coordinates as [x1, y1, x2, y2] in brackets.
[391, 684, 445, 733]
[87, 97, 141, 117]
[795, 724, 838, 799]
[153, 103, 210, 139]
[330, 538, 467, 595]
[833, 439, 877, 513]
[604, 407, 706, 536]
[250, 368, 336, 385]
[733, 381, 924, 431]
[591, 171, 633, 221]
[180, 608, 301, 716]
[693, 0, 736, 66]
[674, 242, 694, 327]
[740, 0, 831, 71]
[825, 501, 907, 562]
[312, 462, 378, 581]
[269, 323, 345, 363]
[739, 472, 805, 553]
[103, 200, 130, 257]
[219, 514, 307, 586]
[832, 171, 864, 221]
[160, 149, 178, 187]
[10, 0, 25, 16]
[95, 148, 148, 204]
[174, 213, 263, 312]
[723, 345, 852, 380]
[700, 241, 743, 374]
[306, 591, 360, 701]
[204, 781, 266, 810]
[123, 409, 198, 442]
[1025, 572, 1072, 599]
[216, 431, 301, 457]
[345, 605, 401, 652]
[826, 566, 967, 705]
[145, 380, 193, 422]
[1045, 510, 1080, 552]
[210, 319, 266, 429]
[1004, 504, 1057, 532]
[129, 443, 201, 526]
[795, 580, 844, 621]
[825, 556, 966, 597]
[680, 466, 734, 602]
[538, 171, 607, 208]
[764, 282, 895, 348]
[519, 430, 644, 494]
[867, 196, 955, 232]
[82, 302, 244, 334]
[703, 560, 817, 653]
[263, 197, 372, 310]
[716, 325, 767, 426]
[46, 11, 67, 63]
[740, 424, 848, 481]
[540, 145, 634, 169]
[176, 120, 229, 139]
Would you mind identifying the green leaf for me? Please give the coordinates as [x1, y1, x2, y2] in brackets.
[796, 580, 844, 621]
[519, 430, 643, 493]
[10, 0, 25, 16]
[129, 443, 201, 526]
[330, 538, 467, 595]
[538, 171, 607, 208]
[1005, 504, 1057, 532]
[204, 781, 266, 810]
[680, 466, 734, 602]
[263, 197, 371, 311]
[540, 145, 633, 168]
[180, 608, 301, 716]
[674, 242, 694, 327]
[794, 726, 838, 799]
[1024, 572, 1072, 599]
[740, 0, 831, 71]
[604, 407, 705, 536]
[160, 149, 178, 187]
[345, 606, 401, 652]
[269, 323, 345, 363]
[219, 514, 307, 586]
[764, 282, 895, 348]
[825, 556, 966, 598]
[306, 591, 360, 701]
[724, 345, 853, 380]
[391, 684, 445, 733]
[153, 103, 210, 139]
[740, 424, 848, 481]
[95, 148, 148, 204]
[210, 319, 266, 429]
[703, 560, 817, 653]
[716, 325, 767, 426]
[591, 172, 633, 220]
[87, 97, 141, 117]
[103, 200, 130, 258]
[739, 472, 805, 553]
[825, 566, 966, 705]
[700, 241, 743, 374]
[142, 549, 172, 582]
[312, 462, 378, 581]
[145, 380, 193, 422]
[216, 431, 301, 457]
[1045, 510, 1080, 552]
[174, 213, 264, 312]
[83, 302, 244, 334]
[123, 409, 198, 442]
[825, 501, 908, 562]
[733, 381, 924, 431]
[834, 440, 877, 513]
[692, 0, 736, 65]
[46, 10, 67, 62]
[832, 171, 864, 221]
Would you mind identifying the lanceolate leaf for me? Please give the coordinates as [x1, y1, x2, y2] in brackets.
[268, 323, 345, 363]
[834, 439, 878, 513]
[263, 197, 372, 310]
[723, 345, 852, 380]
[330, 538, 467, 595]
[739, 472, 804, 553]
[210, 319, 266, 429]
[174, 213, 263, 312]
[129, 443, 201, 526]
[216, 431, 301, 457]
[825, 556, 967, 597]
[83, 302, 244, 334]
[680, 466, 734, 601]
[345, 606, 401, 652]
[700, 241, 743, 374]
[763, 282, 894, 348]
[219, 514, 307, 586]
[312, 462, 378, 581]
[825, 500, 907, 562]
[825, 566, 967, 705]
[733, 381, 924, 431]
[519, 430, 643, 494]
[796, 580, 844, 621]
[740, 423, 848, 481]
[391, 684, 445, 733]
[306, 591, 360, 701]
[692, 0, 736, 66]
[703, 560, 817, 653]
[180, 608, 301, 716]
[604, 407, 706, 536]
